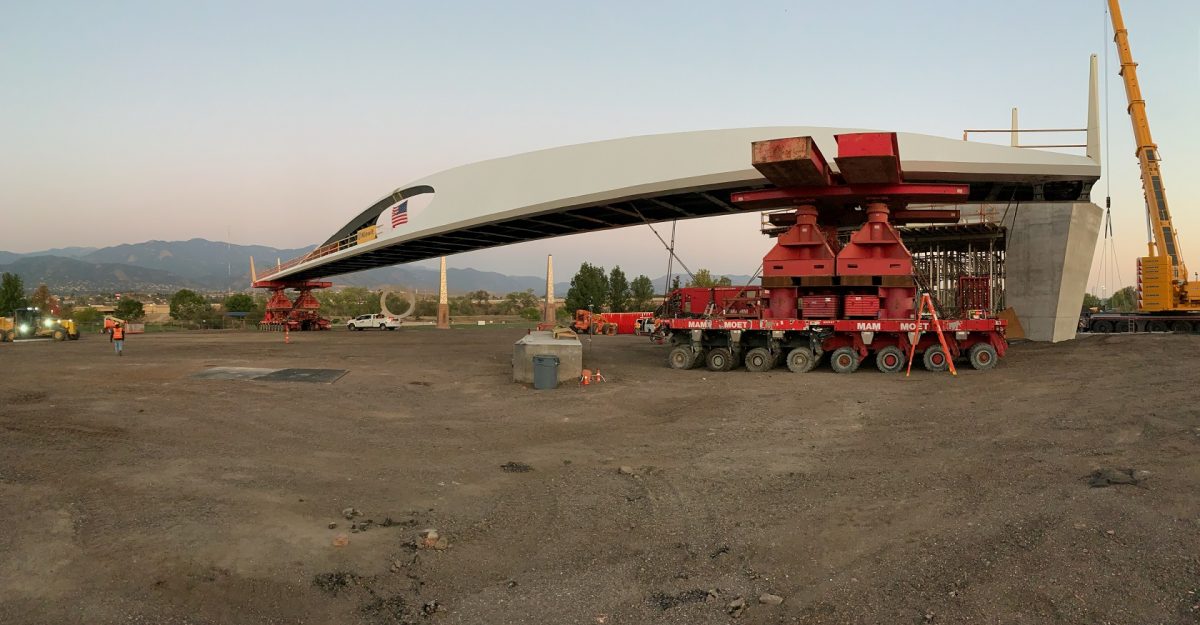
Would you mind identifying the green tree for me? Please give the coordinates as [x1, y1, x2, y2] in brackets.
[687, 269, 734, 288]
[1082, 292, 1102, 310]
[382, 292, 411, 316]
[0, 272, 27, 315]
[687, 269, 718, 287]
[467, 290, 492, 315]
[413, 296, 438, 318]
[223, 293, 256, 313]
[565, 262, 608, 313]
[607, 266, 631, 312]
[449, 295, 475, 316]
[170, 289, 210, 321]
[72, 306, 103, 325]
[670, 276, 681, 291]
[500, 289, 538, 315]
[316, 287, 380, 318]
[1108, 286, 1137, 312]
[251, 293, 268, 319]
[115, 299, 146, 321]
[630, 275, 655, 311]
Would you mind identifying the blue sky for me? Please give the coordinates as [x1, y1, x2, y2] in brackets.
[2, 1, 1198, 292]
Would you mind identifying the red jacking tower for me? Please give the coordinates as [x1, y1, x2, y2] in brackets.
[254, 278, 333, 331]
[655, 132, 1007, 374]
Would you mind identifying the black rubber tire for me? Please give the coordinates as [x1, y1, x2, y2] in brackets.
[1147, 320, 1168, 332]
[968, 343, 998, 371]
[52, 329, 66, 341]
[875, 345, 906, 374]
[705, 347, 735, 372]
[923, 346, 950, 372]
[1091, 320, 1114, 333]
[667, 346, 694, 370]
[4, 331, 14, 342]
[785, 347, 817, 373]
[379, 323, 386, 330]
[829, 347, 860, 374]
[1170, 321, 1192, 333]
[744, 347, 774, 372]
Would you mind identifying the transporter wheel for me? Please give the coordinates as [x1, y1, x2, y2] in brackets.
[1170, 321, 1192, 333]
[744, 347, 774, 372]
[923, 346, 950, 372]
[379, 323, 386, 330]
[829, 347, 860, 374]
[52, 329, 66, 341]
[785, 347, 817, 373]
[968, 343, 998, 371]
[705, 347, 735, 372]
[874, 345, 906, 374]
[667, 346, 695, 370]
[1147, 320, 1168, 332]
[1090, 320, 1114, 333]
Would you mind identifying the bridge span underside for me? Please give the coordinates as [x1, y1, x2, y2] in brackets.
[284, 184, 756, 281]
[261, 126, 1102, 341]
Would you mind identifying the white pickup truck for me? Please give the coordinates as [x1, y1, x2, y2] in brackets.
[346, 313, 401, 331]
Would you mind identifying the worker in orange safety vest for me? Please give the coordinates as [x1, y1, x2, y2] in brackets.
[110, 322, 126, 356]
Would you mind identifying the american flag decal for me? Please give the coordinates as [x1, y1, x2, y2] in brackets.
[391, 201, 408, 228]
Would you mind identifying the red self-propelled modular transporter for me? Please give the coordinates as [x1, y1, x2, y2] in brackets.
[655, 133, 1007, 374]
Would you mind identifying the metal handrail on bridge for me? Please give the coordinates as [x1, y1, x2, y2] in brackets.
[258, 225, 378, 280]
[961, 127, 1087, 149]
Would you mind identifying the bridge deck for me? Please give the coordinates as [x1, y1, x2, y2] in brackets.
[258, 126, 1099, 283]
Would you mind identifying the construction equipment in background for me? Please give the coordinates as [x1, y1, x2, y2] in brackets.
[654, 132, 1007, 374]
[0, 307, 80, 342]
[104, 315, 145, 334]
[1083, 0, 1200, 333]
[571, 310, 617, 335]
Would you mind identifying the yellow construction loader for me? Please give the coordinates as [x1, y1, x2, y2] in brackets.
[0, 307, 80, 342]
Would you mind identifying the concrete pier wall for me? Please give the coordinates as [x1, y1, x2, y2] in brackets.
[1004, 202, 1103, 342]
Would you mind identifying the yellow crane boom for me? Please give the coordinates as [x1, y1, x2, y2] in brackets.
[1108, 0, 1199, 311]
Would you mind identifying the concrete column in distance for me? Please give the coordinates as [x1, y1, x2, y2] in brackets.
[437, 257, 450, 329]
[543, 254, 557, 323]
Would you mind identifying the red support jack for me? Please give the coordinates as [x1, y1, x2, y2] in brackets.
[254, 279, 334, 331]
[652, 131, 1007, 375]
[836, 202, 914, 277]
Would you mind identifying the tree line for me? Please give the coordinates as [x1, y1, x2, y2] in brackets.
[562, 263, 739, 314]
[1082, 286, 1137, 312]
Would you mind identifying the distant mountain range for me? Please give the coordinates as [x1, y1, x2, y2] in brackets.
[0, 238, 748, 295]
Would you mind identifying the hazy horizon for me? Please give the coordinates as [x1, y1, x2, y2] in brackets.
[4, 1, 1199, 289]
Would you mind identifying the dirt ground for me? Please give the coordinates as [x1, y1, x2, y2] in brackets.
[1, 327, 1198, 625]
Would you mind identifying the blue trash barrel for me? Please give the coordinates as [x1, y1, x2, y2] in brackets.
[532, 354, 559, 389]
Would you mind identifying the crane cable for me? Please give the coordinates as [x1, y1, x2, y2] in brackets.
[1090, 1, 1125, 304]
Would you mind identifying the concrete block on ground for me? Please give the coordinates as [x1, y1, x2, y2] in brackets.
[1005, 201, 1102, 342]
[513, 331, 582, 384]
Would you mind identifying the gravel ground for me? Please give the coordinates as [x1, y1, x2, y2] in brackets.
[1, 328, 1198, 624]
